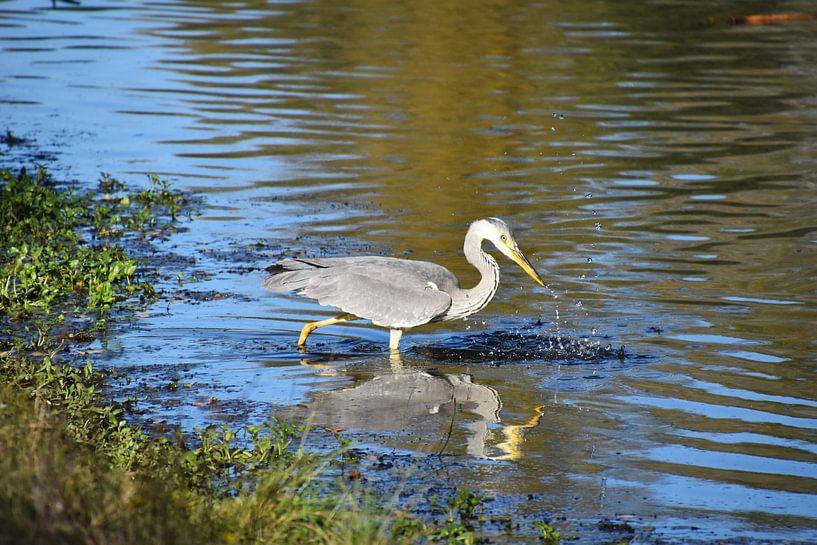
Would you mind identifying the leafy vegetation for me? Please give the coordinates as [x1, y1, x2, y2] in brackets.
[533, 520, 561, 544]
[0, 167, 172, 342]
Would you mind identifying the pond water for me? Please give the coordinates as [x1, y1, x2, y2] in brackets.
[2, 0, 817, 542]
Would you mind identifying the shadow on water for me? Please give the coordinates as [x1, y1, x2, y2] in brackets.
[411, 329, 627, 364]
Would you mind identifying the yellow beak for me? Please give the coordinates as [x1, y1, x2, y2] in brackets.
[510, 248, 545, 287]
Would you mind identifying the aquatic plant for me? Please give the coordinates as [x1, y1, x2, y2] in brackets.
[533, 520, 561, 544]
[0, 168, 164, 339]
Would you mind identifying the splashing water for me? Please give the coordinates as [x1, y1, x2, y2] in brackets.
[412, 328, 625, 364]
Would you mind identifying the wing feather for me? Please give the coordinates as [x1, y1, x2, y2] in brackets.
[301, 271, 451, 328]
[263, 257, 455, 328]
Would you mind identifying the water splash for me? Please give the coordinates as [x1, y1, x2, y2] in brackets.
[412, 329, 625, 364]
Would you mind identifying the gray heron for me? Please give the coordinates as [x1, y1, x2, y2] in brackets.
[263, 217, 544, 351]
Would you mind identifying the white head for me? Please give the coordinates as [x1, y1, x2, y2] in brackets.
[467, 217, 545, 286]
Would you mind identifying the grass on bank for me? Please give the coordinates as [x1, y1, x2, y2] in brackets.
[0, 167, 444, 545]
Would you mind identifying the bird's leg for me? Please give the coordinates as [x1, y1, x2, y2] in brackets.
[388, 350, 403, 368]
[298, 313, 355, 348]
[389, 329, 403, 352]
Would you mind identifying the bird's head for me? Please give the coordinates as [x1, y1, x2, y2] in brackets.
[470, 217, 545, 287]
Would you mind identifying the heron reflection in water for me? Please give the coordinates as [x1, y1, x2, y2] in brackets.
[263, 218, 544, 350]
[306, 368, 544, 460]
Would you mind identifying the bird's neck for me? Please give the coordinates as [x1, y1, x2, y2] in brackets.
[445, 230, 500, 320]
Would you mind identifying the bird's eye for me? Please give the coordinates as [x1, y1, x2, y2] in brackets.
[500, 235, 508, 242]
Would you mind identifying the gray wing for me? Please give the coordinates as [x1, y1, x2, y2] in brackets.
[263, 257, 456, 328]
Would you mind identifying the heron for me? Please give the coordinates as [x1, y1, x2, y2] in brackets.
[262, 217, 544, 351]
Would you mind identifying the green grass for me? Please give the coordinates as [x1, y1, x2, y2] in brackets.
[533, 520, 561, 544]
[0, 167, 159, 341]
[0, 366, 414, 545]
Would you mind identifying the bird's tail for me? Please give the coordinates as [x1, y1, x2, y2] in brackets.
[262, 259, 324, 292]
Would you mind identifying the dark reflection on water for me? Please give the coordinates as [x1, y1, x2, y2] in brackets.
[411, 330, 626, 363]
[3, 0, 817, 541]
[294, 329, 627, 364]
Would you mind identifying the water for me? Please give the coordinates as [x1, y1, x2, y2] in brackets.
[2, 0, 817, 542]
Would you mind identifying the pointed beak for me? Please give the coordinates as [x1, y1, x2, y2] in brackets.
[510, 247, 545, 287]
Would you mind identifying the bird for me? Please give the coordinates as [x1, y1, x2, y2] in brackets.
[262, 217, 544, 351]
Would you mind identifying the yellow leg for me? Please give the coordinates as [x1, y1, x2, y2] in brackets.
[298, 313, 355, 348]
[389, 329, 403, 351]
